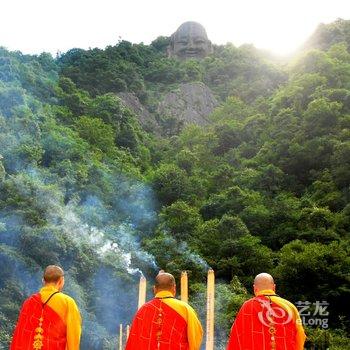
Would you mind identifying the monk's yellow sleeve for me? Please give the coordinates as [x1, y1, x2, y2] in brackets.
[65, 297, 82, 350]
[186, 304, 203, 350]
[159, 291, 203, 350]
[291, 303, 306, 350]
[271, 296, 306, 350]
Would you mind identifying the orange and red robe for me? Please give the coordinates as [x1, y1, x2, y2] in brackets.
[10, 285, 81, 350]
[126, 290, 203, 350]
[227, 289, 306, 350]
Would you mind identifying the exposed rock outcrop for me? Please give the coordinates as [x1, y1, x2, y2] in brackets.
[117, 92, 161, 133]
[158, 82, 218, 126]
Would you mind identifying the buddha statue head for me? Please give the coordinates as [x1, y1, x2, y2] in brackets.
[168, 21, 212, 59]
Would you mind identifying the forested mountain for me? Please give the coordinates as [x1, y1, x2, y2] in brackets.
[0, 19, 349, 349]
[304, 18, 350, 51]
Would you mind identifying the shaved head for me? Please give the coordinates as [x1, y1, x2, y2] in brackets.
[254, 273, 275, 293]
[155, 272, 175, 291]
[43, 265, 64, 283]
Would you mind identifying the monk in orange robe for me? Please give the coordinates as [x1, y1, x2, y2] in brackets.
[126, 272, 203, 350]
[227, 273, 306, 350]
[10, 265, 82, 350]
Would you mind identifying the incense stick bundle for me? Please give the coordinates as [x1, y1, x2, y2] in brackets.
[206, 269, 215, 350]
[181, 271, 188, 303]
[138, 276, 147, 309]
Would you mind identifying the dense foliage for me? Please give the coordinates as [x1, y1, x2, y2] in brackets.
[0, 19, 349, 349]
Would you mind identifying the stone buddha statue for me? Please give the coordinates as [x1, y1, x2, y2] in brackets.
[168, 21, 212, 59]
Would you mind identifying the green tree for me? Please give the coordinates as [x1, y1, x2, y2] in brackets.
[74, 116, 117, 155]
[158, 201, 202, 241]
[152, 164, 191, 206]
[274, 240, 350, 329]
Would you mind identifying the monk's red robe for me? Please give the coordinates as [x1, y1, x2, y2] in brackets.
[227, 290, 306, 350]
[10, 293, 66, 350]
[126, 291, 203, 350]
[10, 286, 81, 350]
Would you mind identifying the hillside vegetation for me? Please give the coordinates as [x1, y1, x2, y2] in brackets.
[0, 19, 349, 349]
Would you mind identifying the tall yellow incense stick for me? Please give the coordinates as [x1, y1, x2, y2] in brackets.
[181, 271, 188, 303]
[138, 275, 147, 309]
[119, 324, 123, 350]
[206, 269, 215, 350]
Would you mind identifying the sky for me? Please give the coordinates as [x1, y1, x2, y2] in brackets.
[1, 0, 349, 56]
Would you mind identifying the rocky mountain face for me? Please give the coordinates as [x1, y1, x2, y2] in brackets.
[118, 92, 161, 134]
[119, 82, 218, 134]
[157, 82, 218, 126]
